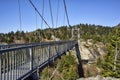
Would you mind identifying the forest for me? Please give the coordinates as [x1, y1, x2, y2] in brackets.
[0, 23, 114, 43]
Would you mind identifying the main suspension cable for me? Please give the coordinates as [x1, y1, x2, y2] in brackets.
[29, 0, 51, 29]
[49, 0, 54, 28]
[56, 0, 60, 27]
[18, 0, 22, 32]
[41, 0, 44, 29]
[35, 11, 37, 29]
[62, 0, 66, 26]
[18, 0, 22, 43]
[63, 0, 70, 27]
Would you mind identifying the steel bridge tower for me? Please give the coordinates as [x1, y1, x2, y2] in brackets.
[71, 27, 80, 44]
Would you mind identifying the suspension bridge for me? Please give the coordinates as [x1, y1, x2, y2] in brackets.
[0, 0, 83, 80]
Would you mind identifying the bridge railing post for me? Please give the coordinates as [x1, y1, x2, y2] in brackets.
[48, 44, 51, 65]
[48, 44, 54, 66]
[58, 43, 59, 54]
[56, 43, 60, 58]
[68, 41, 70, 50]
[29, 47, 33, 70]
[48, 45, 50, 60]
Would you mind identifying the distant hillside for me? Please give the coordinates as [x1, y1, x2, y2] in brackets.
[0, 23, 114, 44]
[0, 24, 112, 44]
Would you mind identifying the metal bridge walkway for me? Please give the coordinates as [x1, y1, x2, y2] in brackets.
[0, 41, 82, 80]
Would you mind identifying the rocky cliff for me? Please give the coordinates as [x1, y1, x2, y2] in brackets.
[75, 39, 107, 77]
[78, 75, 120, 80]
[79, 39, 107, 64]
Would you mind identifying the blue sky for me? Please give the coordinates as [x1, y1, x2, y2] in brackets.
[0, 0, 120, 33]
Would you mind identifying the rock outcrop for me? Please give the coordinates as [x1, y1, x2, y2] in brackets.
[79, 39, 107, 64]
[78, 75, 120, 80]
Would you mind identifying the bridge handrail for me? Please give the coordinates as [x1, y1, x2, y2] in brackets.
[0, 40, 77, 50]
[0, 41, 77, 52]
